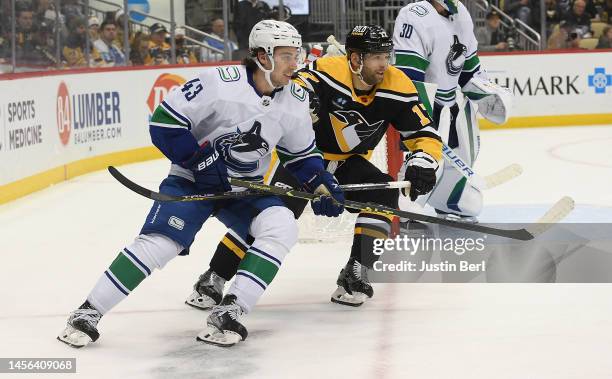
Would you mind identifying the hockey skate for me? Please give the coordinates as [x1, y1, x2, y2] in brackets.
[57, 301, 102, 348]
[331, 258, 374, 307]
[185, 269, 225, 310]
[196, 294, 248, 347]
[435, 209, 478, 224]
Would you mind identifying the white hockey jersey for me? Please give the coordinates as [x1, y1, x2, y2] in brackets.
[393, 1, 481, 106]
[149, 65, 319, 182]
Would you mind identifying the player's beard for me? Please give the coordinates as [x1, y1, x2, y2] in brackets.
[360, 66, 385, 86]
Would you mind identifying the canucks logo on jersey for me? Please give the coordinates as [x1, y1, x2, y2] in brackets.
[446, 35, 467, 76]
[214, 120, 270, 173]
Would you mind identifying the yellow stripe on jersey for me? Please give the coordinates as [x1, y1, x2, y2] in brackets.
[264, 150, 280, 184]
[360, 211, 396, 223]
[323, 151, 374, 161]
[402, 137, 443, 162]
[222, 236, 246, 259]
[311, 56, 419, 106]
[354, 226, 388, 240]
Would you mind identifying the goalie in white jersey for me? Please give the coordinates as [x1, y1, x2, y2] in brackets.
[57, 20, 345, 348]
[393, 0, 512, 221]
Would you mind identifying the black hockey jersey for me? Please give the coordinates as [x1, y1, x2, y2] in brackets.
[295, 55, 442, 162]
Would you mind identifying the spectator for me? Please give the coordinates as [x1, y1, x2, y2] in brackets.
[61, 0, 85, 24]
[564, 0, 592, 38]
[544, 0, 563, 28]
[62, 16, 87, 67]
[13, 7, 55, 67]
[129, 31, 150, 66]
[582, 0, 600, 19]
[505, 0, 535, 27]
[91, 19, 126, 67]
[600, 0, 612, 22]
[88, 16, 100, 42]
[174, 27, 198, 64]
[234, 0, 271, 59]
[201, 17, 238, 62]
[113, 9, 132, 47]
[547, 20, 582, 48]
[476, 10, 509, 52]
[596, 25, 612, 47]
[144, 23, 171, 65]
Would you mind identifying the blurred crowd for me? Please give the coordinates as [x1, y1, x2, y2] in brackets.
[0, 0, 610, 73]
[477, 0, 612, 51]
[0, 0, 245, 72]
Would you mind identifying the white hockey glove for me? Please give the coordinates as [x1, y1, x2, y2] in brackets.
[399, 150, 439, 201]
[463, 71, 513, 124]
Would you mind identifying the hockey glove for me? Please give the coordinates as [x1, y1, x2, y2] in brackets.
[400, 150, 438, 201]
[181, 141, 231, 193]
[303, 171, 345, 217]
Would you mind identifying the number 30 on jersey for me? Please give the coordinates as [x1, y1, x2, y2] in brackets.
[399, 23, 413, 38]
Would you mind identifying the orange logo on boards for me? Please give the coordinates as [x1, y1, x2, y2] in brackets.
[56, 81, 71, 146]
[147, 73, 186, 113]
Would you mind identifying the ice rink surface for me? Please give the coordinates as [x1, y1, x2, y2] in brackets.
[1, 125, 612, 378]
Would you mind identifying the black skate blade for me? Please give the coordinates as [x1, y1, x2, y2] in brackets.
[330, 287, 367, 307]
[184, 300, 214, 311]
[330, 296, 364, 307]
[57, 335, 87, 349]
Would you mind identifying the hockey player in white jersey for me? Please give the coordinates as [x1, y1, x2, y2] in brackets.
[393, 0, 512, 221]
[57, 20, 344, 348]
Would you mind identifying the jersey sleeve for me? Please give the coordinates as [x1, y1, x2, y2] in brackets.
[148, 72, 215, 163]
[276, 85, 324, 184]
[458, 6, 482, 88]
[393, 7, 430, 83]
[388, 72, 442, 162]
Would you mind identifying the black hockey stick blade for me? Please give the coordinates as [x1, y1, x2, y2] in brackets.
[107, 166, 260, 202]
[228, 178, 539, 241]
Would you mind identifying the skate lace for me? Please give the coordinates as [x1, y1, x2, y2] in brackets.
[72, 309, 101, 325]
[352, 260, 369, 282]
[216, 303, 244, 321]
[197, 271, 226, 293]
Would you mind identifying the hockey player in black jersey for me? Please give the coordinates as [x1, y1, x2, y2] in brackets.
[186, 25, 443, 308]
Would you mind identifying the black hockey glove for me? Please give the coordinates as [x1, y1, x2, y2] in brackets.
[303, 171, 345, 217]
[400, 150, 438, 201]
[181, 141, 231, 193]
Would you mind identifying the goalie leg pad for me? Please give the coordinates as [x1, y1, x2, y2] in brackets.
[425, 101, 483, 218]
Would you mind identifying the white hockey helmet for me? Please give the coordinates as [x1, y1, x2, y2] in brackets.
[248, 19, 302, 56]
[432, 0, 460, 14]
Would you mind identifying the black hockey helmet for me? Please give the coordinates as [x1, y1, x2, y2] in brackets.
[345, 25, 393, 56]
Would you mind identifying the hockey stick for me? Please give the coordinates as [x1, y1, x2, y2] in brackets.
[341, 181, 411, 191]
[109, 166, 408, 199]
[109, 166, 573, 241]
[326, 35, 346, 54]
[442, 144, 523, 190]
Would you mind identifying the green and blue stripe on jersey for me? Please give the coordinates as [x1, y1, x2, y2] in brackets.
[149, 101, 199, 163]
[394, 49, 429, 82]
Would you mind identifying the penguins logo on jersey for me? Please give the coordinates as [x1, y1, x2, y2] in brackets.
[330, 110, 384, 152]
[446, 35, 467, 76]
[214, 121, 270, 173]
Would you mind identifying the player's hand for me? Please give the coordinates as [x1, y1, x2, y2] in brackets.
[181, 141, 231, 193]
[303, 171, 344, 217]
[400, 150, 438, 201]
